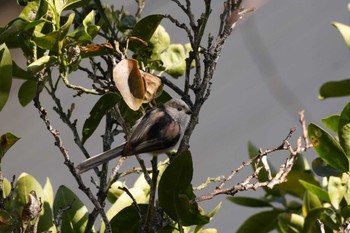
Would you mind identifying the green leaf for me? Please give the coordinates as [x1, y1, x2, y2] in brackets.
[109, 204, 148, 233]
[308, 123, 349, 172]
[43, 178, 53, 208]
[311, 157, 342, 177]
[302, 191, 322, 216]
[12, 61, 32, 80]
[0, 210, 14, 233]
[278, 213, 304, 233]
[319, 79, 350, 99]
[27, 55, 57, 74]
[332, 22, 350, 48]
[328, 176, 346, 209]
[129, 14, 164, 51]
[0, 133, 20, 162]
[149, 25, 171, 61]
[299, 180, 330, 203]
[160, 44, 188, 78]
[159, 150, 209, 226]
[303, 208, 332, 233]
[67, 11, 99, 42]
[18, 80, 36, 107]
[0, 43, 13, 111]
[13, 173, 54, 232]
[339, 102, 350, 157]
[82, 93, 121, 144]
[33, 30, 60, 50]
[0, 19, 27, 47]
[53, 185, 89, 233]
[55, 0, 90, 14]
[322, 115, 340, 133]
[228, 196, 272, 208]
[237, 210, 282, 233]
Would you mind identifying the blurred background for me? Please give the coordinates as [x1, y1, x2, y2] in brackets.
[1, 0, 350, 232]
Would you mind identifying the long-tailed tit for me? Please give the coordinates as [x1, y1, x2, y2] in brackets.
[76, 99, 192, 174]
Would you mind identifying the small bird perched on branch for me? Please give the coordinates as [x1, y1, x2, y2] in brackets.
[76, 99, 192, 174]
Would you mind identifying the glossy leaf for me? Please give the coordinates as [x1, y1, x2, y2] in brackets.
[299, 180, 330, 203]
[159, 150, 209, 226]
[82, 93, 121, 144]
[53, 185, 89, 233]
[278, 213, 304, 233]
[339, 102, 350, 157]
[319, 79, 350, 99]
[312, 157, 342, 177]
[113, 59, 145, 111]
[322, 115, 340, 133]
[18, 80, 36, 107]
[0, 133, 20, 162]
[228, 197, 272, 208]
[13, 173, 54, 232]
[27, 55, 57, 74]
[332, 22, 350, 48]
[101, 187, 148, 232]
[67, 11, 99, 42]
[33, 31, 60, 50]
[110, 204, 148, 233]
[0, 43, 12, 111]
[129, 14, 164, 51]
[237, 210, 282, 233]
[0, 19, 27, 47]
[308, 123, 349, 172]
[43, 178, 53, 208]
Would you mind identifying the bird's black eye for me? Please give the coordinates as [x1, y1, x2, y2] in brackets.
[177, 107, 182, 111]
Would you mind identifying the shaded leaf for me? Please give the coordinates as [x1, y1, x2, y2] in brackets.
[228, 196, 272, 208]
[237, 210, 282, 233]
[0, 19, 27, 47]
[302, 191, 322, 217]
[319, 79, 350, 99]
[18, 80, 36, 107]
[303, 208, 332, 233]
[53, 185, 89, 233]
[33, 31, 60, 50]
[110, 204, 148, 233]
[113, 59, 145, 111]
[142, 71, 162, 102]
[312, 157, 342, 177]
[159, 150, 209, 226]
[12, 61, 32, 80]
[308, 123, 349, 172]
[82, 93, 121, 144]
[338, 102, 350, 157]
[0, 43, 12, 111]
[332, 22, 350, 48]
[0, 133, 20, 162]
[0, 210, 14, 233]
[129, 14, 164, 51]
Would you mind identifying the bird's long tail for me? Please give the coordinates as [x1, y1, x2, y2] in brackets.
[76, 143, 125, 174]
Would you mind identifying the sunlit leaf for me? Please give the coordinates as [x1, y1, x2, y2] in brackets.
[299, 180, 330, 203]
[149, 25, 171, 60]
[13, 173, 54, 232]
[319, 79, 350, 99]
[328, 176, 346, 209]
[302, 191, 322, 217]
[339, 102, 350, 157]
[53, 185, 89, 233]
[0, 43, 12, 111]
[278, 213, 304, 233]
[322, 115, 340, 133]
[160, 44, 188, 78]
[113, 59, 145, 111]
[308, 123, 349, 172]
[82, 93, 121, 144]
[43, 178, 53, 208]
[332, 22, 350, 48]
[0, 133, 20, 162]
[27, 55, 57, 74]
